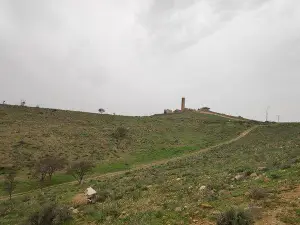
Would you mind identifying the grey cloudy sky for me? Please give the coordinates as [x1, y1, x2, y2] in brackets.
[1, 0, 300, 121]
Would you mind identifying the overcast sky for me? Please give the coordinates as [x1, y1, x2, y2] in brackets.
[1, 0, 300, 121]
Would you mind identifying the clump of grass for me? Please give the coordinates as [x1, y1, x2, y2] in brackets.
[249, 188, 268, 200]
[217, 208, 254, 225]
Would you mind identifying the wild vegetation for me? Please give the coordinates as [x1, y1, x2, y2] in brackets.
[1, 105, 300, 224]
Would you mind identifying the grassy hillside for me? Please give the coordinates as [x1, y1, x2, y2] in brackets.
[1, 123, 300, 224]
[1, 105, 275, 225]
[0, 105, 252, 170]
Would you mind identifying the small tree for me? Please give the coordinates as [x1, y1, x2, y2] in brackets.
[67, 160, 94, 184]
[98, 108, 105, 114]
[3, 169, 17, 200]
[33, 156, 66, 188]
[44, 156, 66, 180]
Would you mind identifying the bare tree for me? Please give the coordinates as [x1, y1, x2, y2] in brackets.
[3, 169, 17, 200]
[67, 160, 94, 184]
[33, 156, 66, 188]
[33, 162, 48, 189]
[98, 108, 105, 114]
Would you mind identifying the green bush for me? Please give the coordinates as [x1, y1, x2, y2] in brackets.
[217, 208, 254, 225]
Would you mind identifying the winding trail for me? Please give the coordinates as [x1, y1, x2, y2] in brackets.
[0, 125, 259, 201]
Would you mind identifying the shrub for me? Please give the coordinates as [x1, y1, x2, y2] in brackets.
[25, 203, 72, 225]
[249, 188, 268, 200]
[217, 208, 254, 225]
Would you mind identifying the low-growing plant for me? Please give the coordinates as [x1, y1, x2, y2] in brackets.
[249, 187, 268, 200]
[217, 208, 254, 225]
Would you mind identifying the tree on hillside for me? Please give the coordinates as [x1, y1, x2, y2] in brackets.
[33, 156, 66, 187]
[112, 127, 128, 148]
[98, 108, 105, 114]
[67, 160, 94, 184]
[3, 169, 17, 200]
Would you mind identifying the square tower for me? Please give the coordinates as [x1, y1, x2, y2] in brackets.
[181, 97, 185, 111]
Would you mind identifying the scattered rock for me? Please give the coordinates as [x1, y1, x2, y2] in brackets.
[72, 208, 79, 214]
[258, 167, 268, 171]
[199, 186, 207, 191]
[85, 187, 97, 197]
[200, 203, 214, 209]
[255, 175, 263, 180]
[219, 190, 231, 196]
[235, 174, 245, 181]
[175, 207, 182, 212]
[211, 210, 221, 216]
[250, 173, 258, 178]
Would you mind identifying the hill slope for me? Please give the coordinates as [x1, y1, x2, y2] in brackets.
[0, 105, 252, 169]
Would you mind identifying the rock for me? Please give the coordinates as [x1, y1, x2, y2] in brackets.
[85, 187, 97, 197]
[199, 186, 207, 191]
[235, 174, 244, 181]
[258, 167, 268, 171]
[200, 203, 214, 209]
[211, 210, 221, 216]
[72, 208, 79, 214]
[175, 207, 182, 212]
[250, 173, 258, 178]
[176, 178, 181, 181]
[255, 175, 263, 180]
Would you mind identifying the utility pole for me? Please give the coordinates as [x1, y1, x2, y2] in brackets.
[265, 106, 270, 122]
[277, 115, 280, 123]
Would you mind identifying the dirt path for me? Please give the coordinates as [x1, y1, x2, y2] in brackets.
[0, 125, 259, 201]
[198, 111, 246, 121]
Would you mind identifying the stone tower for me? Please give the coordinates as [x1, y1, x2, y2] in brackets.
[181, 97, 185, 111]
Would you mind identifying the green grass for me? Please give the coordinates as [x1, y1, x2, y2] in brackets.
[0, 105, 254, 196]
[0, 105, 251, 169]
[2, 123, 300, 224]
[6, 105, 297, 225]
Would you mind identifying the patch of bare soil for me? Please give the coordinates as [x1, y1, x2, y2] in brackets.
[255, 185, 300, 225]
